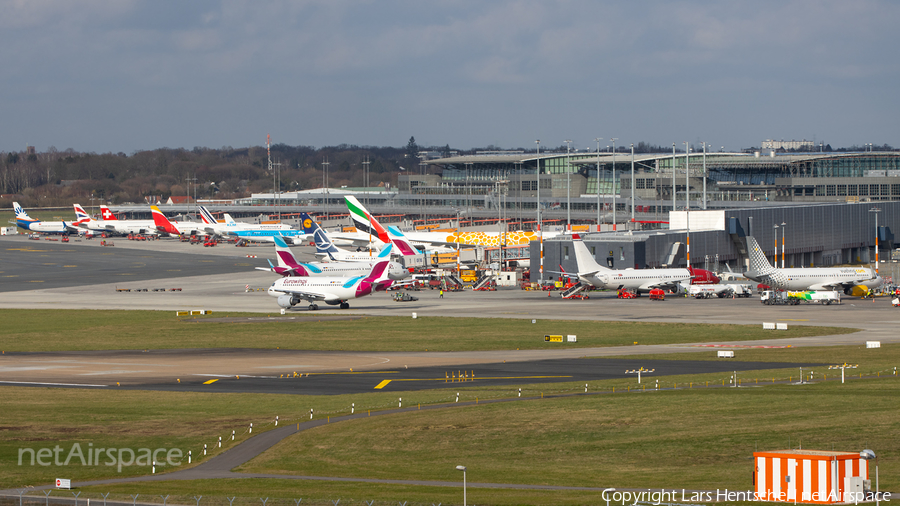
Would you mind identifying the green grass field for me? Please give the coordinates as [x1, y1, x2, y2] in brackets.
[0, 309, 858, 352]
[1, 309, 894, 505]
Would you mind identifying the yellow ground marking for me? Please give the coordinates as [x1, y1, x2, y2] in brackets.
[166, 269, 182, 271]
[203, 379, 219, 385]
[27, 280, 45, 283]
[394, 375, 571, 382]
[374, 380, 392, 389]
[63, 265, 77, 268]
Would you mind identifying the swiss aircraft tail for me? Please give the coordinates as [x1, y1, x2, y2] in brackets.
[73, 204, 92, 222]
[150, 205, 180, 235]
[198, 206, 218, 225]
[345, 196, 390, 243]
[100, 205, 118, 220]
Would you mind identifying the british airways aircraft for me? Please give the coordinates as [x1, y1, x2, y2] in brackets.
[13, 202, 83, 234]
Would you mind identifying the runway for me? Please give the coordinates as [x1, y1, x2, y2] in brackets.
[0, 234, 895, 396]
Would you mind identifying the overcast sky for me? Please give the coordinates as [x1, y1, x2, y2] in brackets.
[2, 0, 898, 154]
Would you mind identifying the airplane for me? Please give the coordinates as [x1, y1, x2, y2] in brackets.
[258, 235, 409, 281]
[12, 202, 84, 234]
[314, 228, 394, 262]
[73, 204, 157, 236]
[742, 235, 882, 295]
[335, 195, 565, 250]
[150, 205, 205, 236]
[569, 235, 693, 292]
[197, 206, 298, 239]
[267, 259, 403, 310]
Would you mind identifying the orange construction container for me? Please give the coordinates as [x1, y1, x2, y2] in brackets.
[753, 449, 870, 504]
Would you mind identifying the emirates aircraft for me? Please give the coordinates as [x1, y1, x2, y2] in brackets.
[742, 235, 881, 295]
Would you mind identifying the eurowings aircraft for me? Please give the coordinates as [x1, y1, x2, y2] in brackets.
[197, 206, 297, 238]
[150, 206, 204, 236]
[267, 259, 401, 310]
[73, 204, 157, 236]
[259, 236, 409, 281]
[570, 235, 692, 292]
[742, 235, 881, 295]
[13, 202, 83, 234]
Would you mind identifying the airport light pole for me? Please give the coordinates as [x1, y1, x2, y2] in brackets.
[773, 223, 779, 266]
[630, 143, 635, 225]
[536, 140, 543, 286]
[595, 138, 603, 231]
[611, 138, 618, 231]
[684, 142, 690, 211]
[565, 139, 573, 229]
[828, 363, 858, 384]
[870, 207, 881, 274]
[701, 141, 707, 210]
[781, 222, 786, 268]
[672, 143, 676, 212]
[456, 465, 467, 506]
[861, 449, 879, 506]
[625, 367, 654, 384]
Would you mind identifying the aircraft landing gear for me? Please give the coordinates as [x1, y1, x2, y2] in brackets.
[340, 302, 350, 309]
[308, 303, 319, 311]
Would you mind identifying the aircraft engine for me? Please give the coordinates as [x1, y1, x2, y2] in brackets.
[277, 294, 298, 308]
[847, 285, 870, 297]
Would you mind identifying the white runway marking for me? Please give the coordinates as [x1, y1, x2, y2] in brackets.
[0, 380, 107, 387]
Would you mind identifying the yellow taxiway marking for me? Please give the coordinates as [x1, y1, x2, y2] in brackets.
[392, 375, 571, 382]
[166, 269, 182, 271]
[63, 265, 77, 268]
[203, 379, 219, 385]
[27, 280, 45, 283]
[374, 380, 392, 389]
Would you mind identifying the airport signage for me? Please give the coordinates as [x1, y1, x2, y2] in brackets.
[544, 335, 563, 342]
[56, 478, 70, 489]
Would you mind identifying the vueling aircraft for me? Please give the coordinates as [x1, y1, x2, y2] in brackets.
[742, 235, 881, 295]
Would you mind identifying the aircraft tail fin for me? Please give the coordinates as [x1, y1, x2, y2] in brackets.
[387, 226, 419, 256]
[223, 213, 237, 225]
[376, 242, 394, 258]
[272, 235, 311, 276]
[345, 196, 390, 243]
[100, 205, 118, 220]
[13, 202, 31, 220]
[745, 235, 776, 275]
[571, 236, 610, 273]
[150, 205, 180, 235]
[73, 204, 92, 222]
[313, 228, 341, 254]
[198, 206, 217, 225]
[299, 213, 321, 235]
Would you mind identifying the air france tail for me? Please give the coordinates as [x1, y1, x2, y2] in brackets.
[198, 206, 218, 225]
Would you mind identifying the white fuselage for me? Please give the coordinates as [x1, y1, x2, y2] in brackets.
[581, 268, 692, 292]
[749, 267, 881, 291]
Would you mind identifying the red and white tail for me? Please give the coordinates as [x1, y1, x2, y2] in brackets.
[100, 205, 118, 220]
[150, 205, 180, 235]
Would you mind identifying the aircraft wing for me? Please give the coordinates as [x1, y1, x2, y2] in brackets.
[638, 278, 690, 292]
[273, 286, 333, 303]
